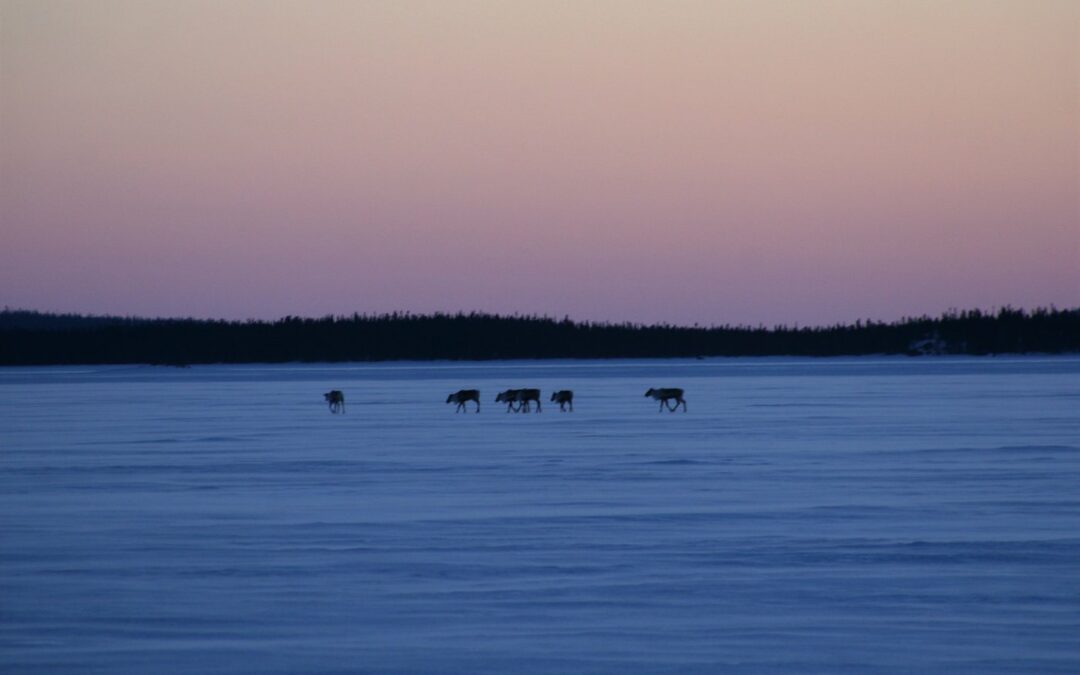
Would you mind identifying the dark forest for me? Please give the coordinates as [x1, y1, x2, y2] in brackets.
[1, 307, 1076, 366]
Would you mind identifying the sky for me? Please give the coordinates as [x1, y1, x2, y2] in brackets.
[1, 0, 1077, 327]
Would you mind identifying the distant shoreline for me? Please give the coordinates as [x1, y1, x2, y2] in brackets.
[2, 307, 1077, 366]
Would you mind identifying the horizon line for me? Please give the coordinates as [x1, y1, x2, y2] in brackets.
[3, 304, 1074, 332]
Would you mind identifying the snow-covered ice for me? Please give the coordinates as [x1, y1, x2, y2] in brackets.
[2, 357, 1079, 673]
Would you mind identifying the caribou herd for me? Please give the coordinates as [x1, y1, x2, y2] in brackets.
[323, 387, 685, 413]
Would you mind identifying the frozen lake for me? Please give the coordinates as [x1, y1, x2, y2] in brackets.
[2, 357, 1079, 673]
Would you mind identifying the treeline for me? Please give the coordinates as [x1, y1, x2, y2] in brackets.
[0, 307, 1077, 365]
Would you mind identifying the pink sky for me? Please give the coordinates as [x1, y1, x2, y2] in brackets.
[2, 0, 1077, 326]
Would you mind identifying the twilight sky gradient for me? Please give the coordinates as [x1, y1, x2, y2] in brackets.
[2, 0, 1077, 326]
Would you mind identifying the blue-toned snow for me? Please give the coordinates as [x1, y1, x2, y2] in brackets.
[2, 357, 1079, 673]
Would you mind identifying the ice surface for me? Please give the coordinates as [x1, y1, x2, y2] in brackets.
[2, 357, 1079, 673]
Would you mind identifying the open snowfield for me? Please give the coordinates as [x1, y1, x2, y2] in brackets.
[2, 357, 1079, 673]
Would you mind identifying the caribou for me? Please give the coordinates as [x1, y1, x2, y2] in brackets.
[550, 390, 574, 412]
[495, 389, 522, 413]
[324, 390, 345, 414]
[516, 388, 542, 413]
[447, 389, 481, 413]
[496, 388, 542, 413]
[645, 387, 686, 412]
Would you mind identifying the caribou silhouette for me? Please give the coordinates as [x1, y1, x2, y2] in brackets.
[496, 389, 522, 412]
[496, 388, 542, 413]
[550, 390, 574, 412]
[645, 387, 686, 412]
[324, 390, 345, 414]
[447, 389, 481, 413]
